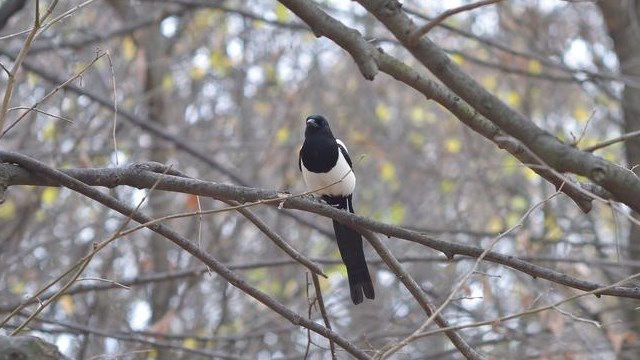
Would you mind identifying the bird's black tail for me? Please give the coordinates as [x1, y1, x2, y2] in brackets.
[323, 195, 375, 305]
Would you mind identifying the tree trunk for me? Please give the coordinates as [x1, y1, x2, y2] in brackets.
[598, 1, 640, 355]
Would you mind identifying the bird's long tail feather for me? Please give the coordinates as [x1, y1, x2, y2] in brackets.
[323, 195, 375, 304]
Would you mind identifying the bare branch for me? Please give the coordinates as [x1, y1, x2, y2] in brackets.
[408, 0, 504, 44]
[0, 0, 59, 133]
[0, 152, 370, 359]
[361, 229, 484, 360]
[2, 158, 639, 300]
[357, 0, 640, 212]
[277, 0, 378, 80]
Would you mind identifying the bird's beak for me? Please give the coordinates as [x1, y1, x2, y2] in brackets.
[306, 118, 319, 128]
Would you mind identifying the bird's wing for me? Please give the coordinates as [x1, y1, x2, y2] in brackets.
[336, 139, 352, 168]
[298, 146, 302, 172]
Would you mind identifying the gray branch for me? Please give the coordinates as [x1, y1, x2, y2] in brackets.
[2, 158, 639, 295]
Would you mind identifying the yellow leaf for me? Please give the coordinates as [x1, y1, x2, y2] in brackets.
[522, 167, 538, 182]
[573, 107, 591, 124]
[10, 279, 25, 294]
[192, 10, 215, 29]
[122, 36, 137, 61]
[183, 338, 199, 350]
[264, 64, 278, 84]
[210, 50, 231, 75]
[389, 202, 405, 224]
[545, 216, 563, 240]
[41, 122, 57, 141]
[188, 66, 206, 81]
[59, 295, 75, 315]
[162, 74, 174, 91]
[502, 156, 518, 175]
[439, 179, 455, 194]
[487, 216, 503, 233]
[425, 111, 437, 124]
[603, 151, 617, 162]
[451, 53, 464, 65]
[528, 59, 543, 75]
[506, 91, 521, 107]
[505, 213, 520, 227]
[375, 103, 391, 124]
[381, 162, 396, 182]
[275, 126, 290, 144]
[444, 138, 462, 154]
[482, 75, 497, 90]
[0, 200, 16, 219]
[41, 187, 59, 205]
[408, 132, 425, 149]
[510, 196, 528, 211]
[410, 107, 425, 125]
[275, 3, 289, 22]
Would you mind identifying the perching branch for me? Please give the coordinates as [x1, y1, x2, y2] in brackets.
[2, 157, 640, 301]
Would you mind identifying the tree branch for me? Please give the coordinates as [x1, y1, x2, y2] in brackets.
[2, 158, 639, 299]
[356, 0, 640, 213]
[277, 0, 378, 80]
[408, 0, 503, 44]
[0, 152, 370, 359]
[361, 229, 484, 359]
[275, 0, 598, 213]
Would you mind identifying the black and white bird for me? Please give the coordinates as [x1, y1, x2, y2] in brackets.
[299, 114, 375, 304]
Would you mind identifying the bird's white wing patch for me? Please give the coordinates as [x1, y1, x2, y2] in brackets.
[301, 148, 356, 197]
[336, 139, 348, 153]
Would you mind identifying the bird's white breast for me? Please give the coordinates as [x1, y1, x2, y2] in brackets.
[302, 147, 356, 196]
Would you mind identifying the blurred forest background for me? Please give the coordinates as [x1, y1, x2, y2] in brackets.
[2, 0, 640, 359]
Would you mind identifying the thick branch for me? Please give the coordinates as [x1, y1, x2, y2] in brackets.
[2, 159, 639, 301]
[275, 0, 598, 213]
[356, 0, 640, 212]
[277, 0, 378, 80]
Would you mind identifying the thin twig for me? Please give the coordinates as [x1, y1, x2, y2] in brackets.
[312, 273, 337, 360]
[1, 50, 106, 139]
[408, 0, 503, 44]
[11, 253, 94, 334]
[571, 109, 596, 146]
[378, 191, 559, 358]
[106, 50, 119, 165]
[552, 305, 602, 328]
[7, 106, 74, 123]
[0, 0, 59, 133]
[583, 129, 640, 152]
[410, 270, 640, 340]
[75, 277, 131, 290]
[6, 164, 171, 333]
[361, 230, 484, 360]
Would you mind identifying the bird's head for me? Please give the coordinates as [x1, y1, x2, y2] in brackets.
[305, 115, 334, 138]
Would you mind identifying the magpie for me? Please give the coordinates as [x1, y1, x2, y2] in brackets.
[299, 114, 375, 304]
